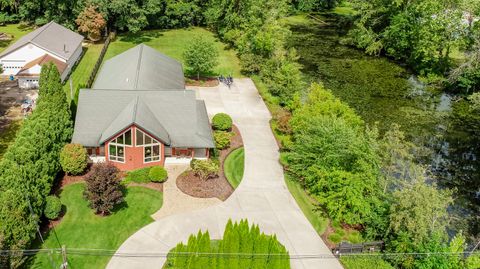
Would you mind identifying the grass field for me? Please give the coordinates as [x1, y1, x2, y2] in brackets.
[104, 27, 242, 77]
[284, 175, 329, 236]
[0, 24, 34, 53]
[224, 147, 245, 188]
[30, 183, 163, 269]
[63, 43, 103, 103]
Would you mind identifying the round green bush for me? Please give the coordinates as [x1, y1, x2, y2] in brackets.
[44, 195, 62, 220]
[212, 113, 233, 131]
[214, 131, 233, 150]
[60, 143, 88, 175]
[149, 166, 168, 182]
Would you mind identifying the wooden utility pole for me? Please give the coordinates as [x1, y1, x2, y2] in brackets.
[61, 245, 68, 269]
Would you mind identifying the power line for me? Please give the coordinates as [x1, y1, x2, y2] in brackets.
[2, 248, 480, 259]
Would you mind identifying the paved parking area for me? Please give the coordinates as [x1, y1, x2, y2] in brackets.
[107, 78, 343, 269]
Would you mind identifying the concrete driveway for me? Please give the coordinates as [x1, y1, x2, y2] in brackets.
[106, 78, 343, 269]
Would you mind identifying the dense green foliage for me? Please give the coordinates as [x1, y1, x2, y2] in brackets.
[0, 63, 73, 268]
[190, 159, 219, 180]
[284, 83, 382, 226]
[223, 147, 244, 188]
[165, 219, 290, 269]
[212, 113, 233, 131]
[84, 163, 123, 215]
[148, 166, 168, 183]
[8, 0, 209, 32]
[31, 183, 163, 268]
[60, 143, 88, 175]
[205, 0, 303, 106]
[290, 0, 340, 12]
[214, 131, 233, 150]
[183, 35, 219, 79]
[44, 195, 62, 220]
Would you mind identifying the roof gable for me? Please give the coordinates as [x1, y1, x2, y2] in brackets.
[72, 89, 214, 148]
[0, 21, 84, 60]
[92, 44, 185, 90]
[17, 54, 67, 76]
[98, 97, 171, 145]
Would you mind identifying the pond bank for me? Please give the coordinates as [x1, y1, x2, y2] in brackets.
[286, 13, 480, 238]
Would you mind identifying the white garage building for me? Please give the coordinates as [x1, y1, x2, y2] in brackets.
[0, 21, 84, 88]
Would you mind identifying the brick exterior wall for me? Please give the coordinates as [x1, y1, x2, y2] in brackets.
[104, 125, 165, 171]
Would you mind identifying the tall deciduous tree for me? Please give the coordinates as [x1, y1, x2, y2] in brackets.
[183, 36, 219, 80]
[76, 5, 106, 42]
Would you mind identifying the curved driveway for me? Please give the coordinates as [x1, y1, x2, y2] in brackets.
[107, 79, 343, 269]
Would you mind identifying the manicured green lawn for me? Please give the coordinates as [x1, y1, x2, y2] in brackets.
[104, 27, 242, 77]
[0, 24, 34, 53]
[30, 183, 163, 269]
[63, 43, 103, 103]
[284, 175, 329, 235]
[223, 147, 244, 188]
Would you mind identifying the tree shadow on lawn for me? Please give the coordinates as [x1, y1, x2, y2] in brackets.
[118, 30, 164, 44]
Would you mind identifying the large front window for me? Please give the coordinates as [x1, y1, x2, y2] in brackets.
[108, 129, 132, 162]
[136, 128, 161, 163]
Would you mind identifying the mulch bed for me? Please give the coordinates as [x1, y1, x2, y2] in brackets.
[176, 125, 244, 201]
[185, 77, 219, 87]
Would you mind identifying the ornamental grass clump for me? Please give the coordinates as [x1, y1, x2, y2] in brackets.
[190, 159, 219, 180]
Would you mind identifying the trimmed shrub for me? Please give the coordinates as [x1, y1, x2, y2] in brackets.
[214, 131, 233, 150]
[212, 113, 232, 131]
[44, 195, 62, 220]
[190, 159, 219, 180]
[149, 166, 168, 183]
[124, 167, 151, 183]
[84, 163, 123, 215]
[60, 143, 88, 175]
[165, 219, 290, 269]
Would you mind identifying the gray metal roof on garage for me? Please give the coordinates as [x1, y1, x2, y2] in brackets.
[92, 44, 185, 90]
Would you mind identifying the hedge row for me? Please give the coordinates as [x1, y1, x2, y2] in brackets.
[0, 63, 73, 267]
[165, 219, 290, 269]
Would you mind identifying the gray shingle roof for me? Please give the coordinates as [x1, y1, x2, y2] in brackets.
[92, 44, 185, 90]
[72, 89, 214, 149]
[0, 21, 84, 60]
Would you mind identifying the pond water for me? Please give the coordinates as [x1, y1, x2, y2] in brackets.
[287, 14, 480, 238]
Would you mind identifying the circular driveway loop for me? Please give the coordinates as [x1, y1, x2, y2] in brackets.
[107, 79, 344, 269]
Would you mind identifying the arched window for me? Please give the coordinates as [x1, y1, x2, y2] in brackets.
[135, 128, 161, 163]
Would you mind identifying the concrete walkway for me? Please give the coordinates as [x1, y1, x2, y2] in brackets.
[107, 79, 343, 269]
[151, 164, 221, 220]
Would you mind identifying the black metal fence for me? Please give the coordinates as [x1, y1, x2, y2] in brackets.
[85, 32, 115, 88]
[333, 241, 384, 255]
